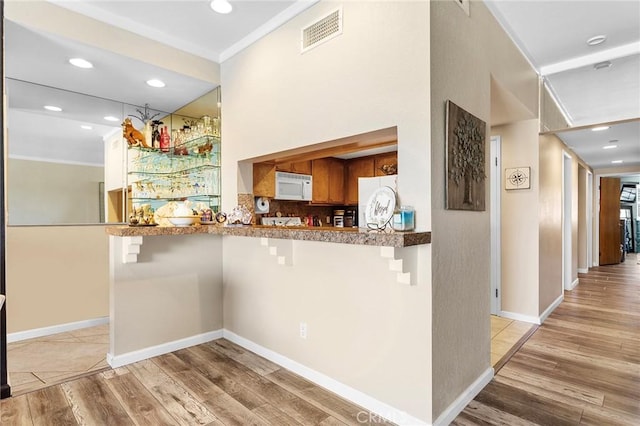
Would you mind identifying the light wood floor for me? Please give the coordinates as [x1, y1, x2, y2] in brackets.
[1, 338, 392, 425]
[490, 316, 537, 369]
[454, 252, 640, 425]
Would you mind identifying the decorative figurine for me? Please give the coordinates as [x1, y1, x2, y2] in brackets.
[122, 118, 150, 148]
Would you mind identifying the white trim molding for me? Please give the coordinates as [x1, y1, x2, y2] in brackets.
[223, 330, 429, 425]
[566, 278, 579, 291]
[107, 330, 223, 368]
[499, 310, 541, 325]
[433, 367, 494, 426]
[7, 316, 109, 343]
[539, 294, 564, 324]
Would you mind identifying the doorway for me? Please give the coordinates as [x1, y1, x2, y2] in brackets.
[562, 152, 574, 290]
[490, 135, 501, 315]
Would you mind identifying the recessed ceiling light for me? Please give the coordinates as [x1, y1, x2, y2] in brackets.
[81, 125, 93, 130]
[611, 160, 623, 164]
[602, 145, 617, 150]
[44, 105, 62, 112]
[210, 0, 232, 14]
[104, 116, 120, 122]
[586, 35, 607, 46]
[146, 79, 166, 88]
[593, 61, 612, 70]
[69, 58, 93, 69]
[591, 126, 610, 132]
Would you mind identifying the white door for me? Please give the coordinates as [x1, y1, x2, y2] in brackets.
[490, 136, 502, 315]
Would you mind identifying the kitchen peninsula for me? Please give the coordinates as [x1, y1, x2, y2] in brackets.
[105, 223, 430, 368]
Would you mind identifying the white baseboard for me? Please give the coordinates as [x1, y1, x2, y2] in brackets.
[498, 310, 540, 325]
[7, 316, 109, 343]
[433, 367, 494, 426]
[501, 292, 563, 326]
[107, 329, 223, 368]
[578, 268, 588, 274]
[566, 278, 579, 291]
[539, 294, 563, 324]
[223, 329, 429, 426]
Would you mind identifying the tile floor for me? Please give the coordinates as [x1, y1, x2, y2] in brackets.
[490, 315, 535, 367]
[7, 324, 110, 396]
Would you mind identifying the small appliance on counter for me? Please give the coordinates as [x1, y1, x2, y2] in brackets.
[261, 216, 303, 226]
[333, 209, 345, 227]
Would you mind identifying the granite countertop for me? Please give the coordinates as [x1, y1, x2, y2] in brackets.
[105, 224, 431, 248]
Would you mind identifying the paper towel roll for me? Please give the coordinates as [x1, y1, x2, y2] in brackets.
[255, 197, 270, 214]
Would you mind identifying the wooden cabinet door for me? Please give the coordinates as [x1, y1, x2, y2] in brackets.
[345, 157, 374, 205]
[312, 158, 344, 204]
[276, 160, 312, 175]
[328, 158, 345, 203]
[599, 177, 621, 265]
[374, 152, 398, 176]
[253, 163, 276, 198]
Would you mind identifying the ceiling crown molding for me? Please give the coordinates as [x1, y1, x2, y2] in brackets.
[540, 41, 640, 76]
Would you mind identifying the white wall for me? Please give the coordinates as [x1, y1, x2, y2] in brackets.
[221, 1, 432, 422]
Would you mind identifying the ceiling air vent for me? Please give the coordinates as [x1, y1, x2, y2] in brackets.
[301, 8, 342, 53]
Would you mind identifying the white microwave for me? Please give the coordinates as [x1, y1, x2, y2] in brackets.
[275, 171, 313, 201]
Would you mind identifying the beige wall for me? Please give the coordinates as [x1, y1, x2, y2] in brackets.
[221, 1, 432, 421]
[540, 82, 570, 132]
[493, 120, 540, 317]
[6, 226, 109, 333]
[223, 237, 432, 422]
[110, 235, 223, 356]
[430, 0, 538, 417]
[578, 165, 588, 271]
[8, 159, 103, 225]
[538, 133, 567, 311]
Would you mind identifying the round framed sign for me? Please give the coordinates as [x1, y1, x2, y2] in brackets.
[364, 186, 396, 229]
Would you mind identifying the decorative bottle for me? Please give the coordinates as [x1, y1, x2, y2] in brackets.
[160, 126, 170, 152]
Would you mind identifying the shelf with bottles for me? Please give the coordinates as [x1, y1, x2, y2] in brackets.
[129, 134, 221, 168]
[130, 167, 220, 200]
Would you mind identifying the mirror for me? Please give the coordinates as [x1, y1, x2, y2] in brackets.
[5, 18, 219, 225]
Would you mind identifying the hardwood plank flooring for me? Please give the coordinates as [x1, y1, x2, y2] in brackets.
[1, 338, 386, 425]
[4, 254, 636, 425]
[454, 253, 640, 425]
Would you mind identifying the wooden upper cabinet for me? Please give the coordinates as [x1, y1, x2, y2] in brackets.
[276, 160, 312, 175]
[253, 163, 276, 198]
[312, 158, 344, 204]
[374, 151, 398, 176]
[345, 156, 375, 205]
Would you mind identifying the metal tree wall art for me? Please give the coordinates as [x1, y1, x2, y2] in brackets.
[445, 101, 486, 211]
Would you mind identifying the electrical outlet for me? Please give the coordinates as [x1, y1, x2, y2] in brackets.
[299, 322, 308, 339]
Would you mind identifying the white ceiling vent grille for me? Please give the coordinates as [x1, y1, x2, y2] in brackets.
[301, 8, 342, 53]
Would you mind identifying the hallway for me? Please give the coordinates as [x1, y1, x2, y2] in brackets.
[454, 253, 640, 425]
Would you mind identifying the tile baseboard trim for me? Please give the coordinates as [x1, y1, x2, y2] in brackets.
[433, 367, 494, 426]
[223, 329, 429, 426]
[7, 316, 109, 343]
[107, 329, 223, 368]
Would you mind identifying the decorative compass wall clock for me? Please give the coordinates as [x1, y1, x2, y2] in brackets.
[505, 167, 531, 190]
